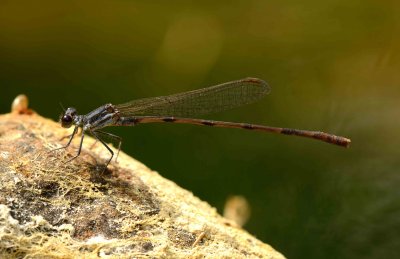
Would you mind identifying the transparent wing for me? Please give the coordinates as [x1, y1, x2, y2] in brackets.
[115, 78, 270, 117]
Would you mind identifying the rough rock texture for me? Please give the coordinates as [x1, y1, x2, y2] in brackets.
[0, 109, 285, 258]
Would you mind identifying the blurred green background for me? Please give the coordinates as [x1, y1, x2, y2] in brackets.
[1, 1, 399, 258]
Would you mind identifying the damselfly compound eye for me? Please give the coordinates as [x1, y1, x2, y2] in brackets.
[61, 114, 73, 128]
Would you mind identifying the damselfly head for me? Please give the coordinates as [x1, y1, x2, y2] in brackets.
[60, 107, 77, 128]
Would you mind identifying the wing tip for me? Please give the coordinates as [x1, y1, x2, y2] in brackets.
[243, 77, 271, 94]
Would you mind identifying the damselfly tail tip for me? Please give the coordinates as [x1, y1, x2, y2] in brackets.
[309, 131, 351, 148]
[333, 136, 351, 148]
[342, 138, 351, 148]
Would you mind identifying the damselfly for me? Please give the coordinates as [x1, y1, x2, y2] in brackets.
[53, 78, 351, 169]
